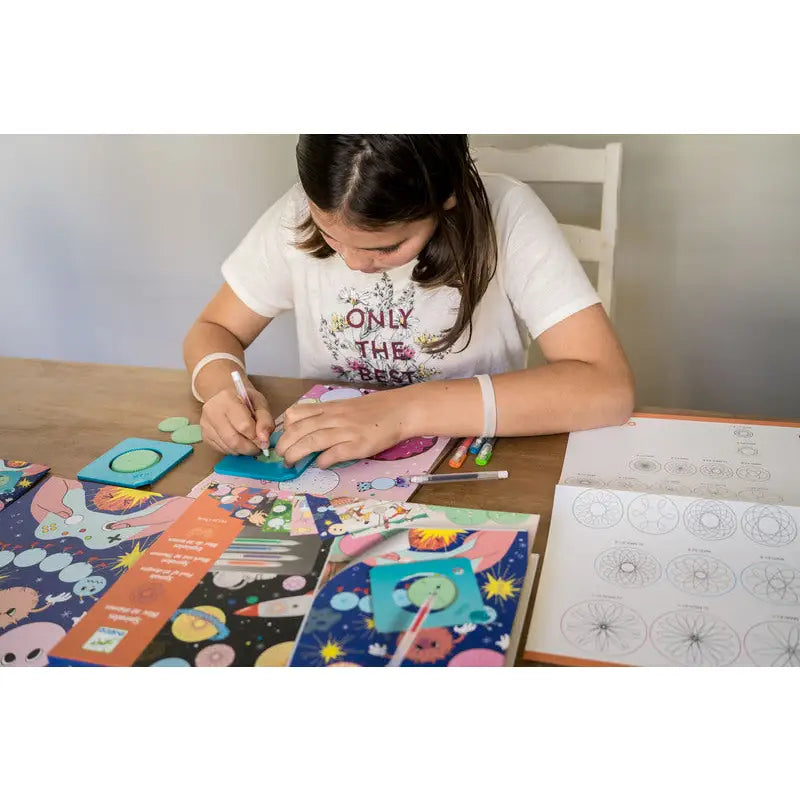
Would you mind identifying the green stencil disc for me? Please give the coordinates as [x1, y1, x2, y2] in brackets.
[171, 424, 203, 444]
[158, 416, 190, 432]
[406, 575, 457, 610]
[256, 451, 284, 464]
[110, 449, 162, 474]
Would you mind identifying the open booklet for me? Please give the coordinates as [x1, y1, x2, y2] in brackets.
[49, 483, 540, 667]
[288, 497, 540, 667]
[525, 413, 800, 667]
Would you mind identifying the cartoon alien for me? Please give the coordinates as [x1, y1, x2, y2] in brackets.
[0, 587, 71, 630]
[393, 627, 466, 665]
[72, 576, 107, 601]
[0, 621, 66, 667]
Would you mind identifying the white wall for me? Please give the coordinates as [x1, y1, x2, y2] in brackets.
[2, 135, 798, 419]
[0, 135, 300, 376]
[472, 135, 800, 419]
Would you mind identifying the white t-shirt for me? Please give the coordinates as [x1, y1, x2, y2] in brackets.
[222, 173, 600, 385]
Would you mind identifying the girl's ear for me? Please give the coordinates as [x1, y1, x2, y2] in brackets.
[443, 194, 457, 210]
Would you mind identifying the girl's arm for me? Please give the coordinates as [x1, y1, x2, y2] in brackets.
[403, 302, 634, 437]
[183, 284, 276, 453]
[277, 303, 635, 467]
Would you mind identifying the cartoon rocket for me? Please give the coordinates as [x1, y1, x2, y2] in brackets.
[234, 592, 314, 618]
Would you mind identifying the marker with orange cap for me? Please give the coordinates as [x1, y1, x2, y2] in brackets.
[448, 438, 473, 469]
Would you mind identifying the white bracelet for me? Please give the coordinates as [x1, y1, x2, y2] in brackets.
[191, 352, 246, 403]
[475, 373, 497, 439]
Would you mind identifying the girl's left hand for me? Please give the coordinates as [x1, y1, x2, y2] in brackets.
[276, 390, 412, 468]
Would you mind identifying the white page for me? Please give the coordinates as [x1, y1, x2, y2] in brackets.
[560, 416, 800, 507]
[526, 484, 800, 666]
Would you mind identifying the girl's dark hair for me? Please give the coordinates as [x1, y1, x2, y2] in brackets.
[294, 135, 497, 353]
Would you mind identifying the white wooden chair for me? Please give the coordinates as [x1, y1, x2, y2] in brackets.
[473, 143, 622, 318]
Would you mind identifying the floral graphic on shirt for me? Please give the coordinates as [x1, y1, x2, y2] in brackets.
[319, 273, 450, 386]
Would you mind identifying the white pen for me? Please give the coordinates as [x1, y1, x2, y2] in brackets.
[409, 470, 509, 485]
[231, 370, 270, 458]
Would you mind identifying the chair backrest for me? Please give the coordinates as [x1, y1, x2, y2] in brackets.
[473, 143, 622, 318]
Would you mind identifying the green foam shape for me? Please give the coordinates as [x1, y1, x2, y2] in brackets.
[443, 508, 490, 526]
[110, 449, 162, 474]
[487, 510, 531, 525]
[171, 424, 203, 444]
[158, 416, 190, 432]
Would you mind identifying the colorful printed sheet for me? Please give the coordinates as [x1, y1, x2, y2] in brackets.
[298, 496, 539, 563]
[289, 526, 537, 667]
[49, 485, 330, 667]
[0, 459, 50, 512]
[0, 477, 192, 667]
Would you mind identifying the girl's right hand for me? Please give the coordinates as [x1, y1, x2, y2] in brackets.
[200, 387, 275, 455]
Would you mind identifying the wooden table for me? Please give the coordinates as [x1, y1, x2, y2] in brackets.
[1, 357, 570, 664]
[10, 358, 789, 665]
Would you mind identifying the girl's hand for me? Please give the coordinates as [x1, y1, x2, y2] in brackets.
[201, 387, 274, 455]
[276, 390, 412, 468]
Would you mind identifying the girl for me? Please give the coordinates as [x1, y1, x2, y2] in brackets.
[184, 135, 634, 467]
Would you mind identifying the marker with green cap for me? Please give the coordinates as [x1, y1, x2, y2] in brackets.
[475, 437, 496, 466]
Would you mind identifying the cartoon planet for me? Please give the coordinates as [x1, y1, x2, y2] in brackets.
[40, 553, 74, 572]
[448, 648, 505, 667]
[282, 575, 306, 592]
[150, 657, 191, 667]
[320, 387, 363, 402]
[372, 436, 438, 461]
[254, 641, 295, 667]
[170, 605, 229, 643]
[330, 591, 359, 611]
[12, 548, 47, 568]
[195, 643, 236, 667]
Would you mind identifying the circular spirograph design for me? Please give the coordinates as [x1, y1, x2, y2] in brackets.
[629, 457, 661, 474]
[683, 499, 737, 541]
[741, 562, 800, 605]
[563, 475, 606, 488]
[572, 490, 624, 529]
[699, 464, 734, 480]
[650, 610, 740, 666]
[741, 505, 797, 547]
[627, 494, 680, 535]
[665, 554, 736, 597]
[561, 600, 646, 656]
[738, 487, 783, 504]
[693, 484, 735, 499]
[736, 465, 771, 482]
[744, 621, 800, 667]
[613, 477, 648, 492]
[665, 461, 697, 476]
[650, 481, 692, 496]
[594, 547, 661, 588]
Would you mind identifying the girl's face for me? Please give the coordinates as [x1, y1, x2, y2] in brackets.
[309, 202, 438, 274]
